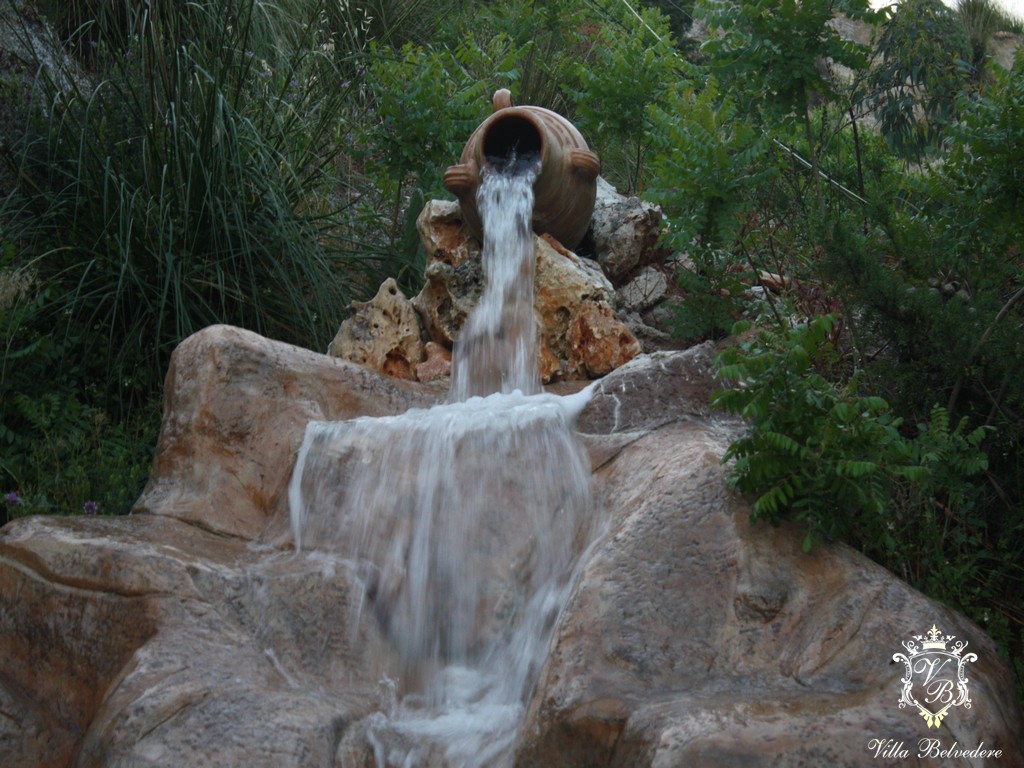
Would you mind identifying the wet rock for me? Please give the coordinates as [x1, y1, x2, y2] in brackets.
[535, 235, 618, 381]
[416, 340, 452, 383]
[515, 351, 1024, 766]
[576, 344, 719, 435]
[328, 278, 424, 381]
[417, 199, 478, 268]
[413, 256, 485, 349]
[0, 514, 387, 768]
[1, 336, 1022, 767]
[412, 203, 623, 383]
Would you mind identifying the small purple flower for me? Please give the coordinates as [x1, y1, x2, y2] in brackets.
[83, 500, 99, 516]
[4, 492, 19, 505]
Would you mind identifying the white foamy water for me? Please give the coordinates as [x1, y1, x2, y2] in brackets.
[449, 158, 541, 401]
[289, 161, 597, 767]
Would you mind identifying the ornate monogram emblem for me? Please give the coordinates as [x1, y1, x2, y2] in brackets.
[893, 625, 977, 728]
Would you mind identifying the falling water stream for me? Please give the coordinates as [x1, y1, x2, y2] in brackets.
[289, 155, 598, 767]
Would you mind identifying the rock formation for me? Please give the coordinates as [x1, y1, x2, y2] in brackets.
[328, 278, 424, 381]
[1, 327, 1022, 767]
[339, 181, 668, 385]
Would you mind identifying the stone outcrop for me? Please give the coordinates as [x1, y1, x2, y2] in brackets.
[587, 177, 664, 283]
[617, 266, 669, 313]
[566, 300, 643, 378]
[520, 415, 1020, 765]
[1, 330, 1022, 767]
[0, 513, 390, 768]
[409, 200, 639, 384]
[335, 182, 666, 385]
[327, 277, 424, 380]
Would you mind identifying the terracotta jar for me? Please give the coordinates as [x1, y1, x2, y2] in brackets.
[443, 89, 601, 250]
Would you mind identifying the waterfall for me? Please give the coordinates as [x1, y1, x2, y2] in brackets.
[289, 157, 597, 767]
[449, 155, 541, 401]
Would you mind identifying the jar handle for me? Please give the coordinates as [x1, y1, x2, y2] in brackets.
[570, 149, 601, 182]
[443, 159, 479, 196]
[492, 89, 513, 112]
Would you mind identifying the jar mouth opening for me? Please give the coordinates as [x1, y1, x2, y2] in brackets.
[482, 114, 543, 167]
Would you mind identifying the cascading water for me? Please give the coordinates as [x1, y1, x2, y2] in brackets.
[449, 153, 542, 402]
[289, 154, 598, 767]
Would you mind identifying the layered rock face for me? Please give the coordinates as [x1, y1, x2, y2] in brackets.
[1, 327, 1022, 767]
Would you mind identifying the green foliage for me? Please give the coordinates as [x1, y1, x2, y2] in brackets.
[356, 40, 506, 201]
[715, 316, 914, 543]
[864, 0, 973, 162]
[712, 316, 994, 581]
[667, 248, 751, 341]
[698, 0, 873, 124]
[942, 59, 1024, 254]
[1, 263, 157, 520]
[644, 78, 778, 340]
[0, 388, 157, 520]
[570, 2, 683, 192]
[957, 0, 1018, 74]
[648, 79, 772, 247]
[2, 0, 359, 413]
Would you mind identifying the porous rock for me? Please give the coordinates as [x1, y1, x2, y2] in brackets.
[415, 340, 452, 383]
[566, 300, 643, 379]
[328, 277, 424, 381]
[412, 255, 485, 350]
[413, 202, 627, 383]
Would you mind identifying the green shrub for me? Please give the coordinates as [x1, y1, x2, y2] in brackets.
[2, 0, 363, 415]
[569, 2, 682, 193]
[863, 0, 973, 162]
[711, 314, 1020, 650]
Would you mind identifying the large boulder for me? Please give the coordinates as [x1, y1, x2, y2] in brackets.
[1, 330, 1021, 767]
[134, 324, 438, 539]
[0, 513, 389, 768]
[519, 421, 1023, 765]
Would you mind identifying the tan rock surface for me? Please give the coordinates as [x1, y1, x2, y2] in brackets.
[134, 324, 438, 539]
[589, 177, 663, 284]
[0, 513, 388, 768]
[328, 277, 424, 380]
[1, 333, 1022, 768]
[413, 204, 625, 383]
[514, 352, 1024, 765]
[415, 340, 452, 383]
